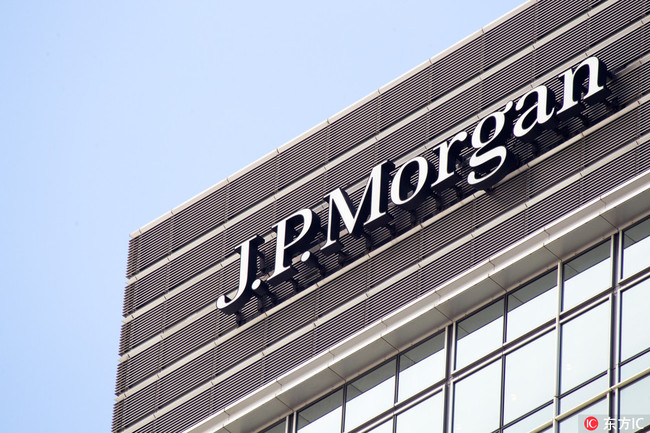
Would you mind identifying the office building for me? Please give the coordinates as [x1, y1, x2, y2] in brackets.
[113, 0, 650, 432]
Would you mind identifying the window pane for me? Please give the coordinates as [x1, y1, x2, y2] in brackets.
[504, 332, 555, 424]
[560, 302, 610, 393]
[398, 332, 445, 401]
[297, 390, 342, 433]
[366, 420, 392, 433]
[558, 399, 607, 433]
[507, 270, 558, 341]
[453, 361, 501, 433]
[559, 375, 607, 413]
[261, 420, 286, 433]
[620, 279, 650, 361]
[345, 360, 396, 431]
[620, 351, 650, 382]
[456, 300, 504, 369]
[503, 404, 553, 433]
[396, 393, 444, 433]
[622, 218, 650, 279]
[619, 374, 650, 431]
[563, 242, 611, 310]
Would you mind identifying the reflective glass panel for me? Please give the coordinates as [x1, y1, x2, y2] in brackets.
[560, 301, 610, 393]
[456, 300, 504, 369]
[558, 398, 607, 433]
[619, 374, 650, 431]
[620, 351, 650, 382]
[453, 361, 501, 433]
[503, 404, 553, 433]
[398, 332, 445, 401]
[297, 390, 342, 433]
[345, 360, 396, 431]
[563, 242, 611, 311]
[366, 420, 392, 433]
[507, 270, 558, 341]
[559, 374, 607, 413]
[261, 420, 286, 433]
[396, 393, 443, 433]
[620, 279, 650, 362]
[622, 218, 650, 279]
[504, 332, 555, 424]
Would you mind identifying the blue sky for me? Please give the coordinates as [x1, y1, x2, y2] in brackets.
[0, 1, 524, 432]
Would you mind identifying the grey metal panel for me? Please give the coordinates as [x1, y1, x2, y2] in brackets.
[328, 98, 380, 160]
[160, 310, 219, 368]
[211, 361, 266, 413]
[227, 156, 278, 218]
[276, 172, 326, 221]
[481, 52, 535, 107]
[325, 145, 376, 191]
[472, 212, 527, 264]
[263, 331, 315, 383]
[170, 186, 228, 251]
[429, 37, 484, 99]
[317, 262, 369, 315]
[134, 219, 172, 275]
[484, 5, 536, 70]
[217, 320, 266, 373]
[536, 0, 589, 39]
[128, 303, 165, 351]
[368, 232, 421, 288]
[588, 0, 645, 46]
[131, 264, 169, 312]
[168, 233, 224, 288]
[278, 128, 328, 190]
[375, 113, 429, 163]
[157, 349, 216, 409]
[365, 272, 419, 325]
[163, 271, 221, 329]
[124, 343, 161, 392]
[529, 141, 585, 197]
[265, 290, 318, 345]
[223, 203, 276, 254]
[428, 85, 481, 139]
[473, 173, 529, 225]
[314, 301, 366, 352]
[152, 388, 213, 433]
[419, 242, 473, 291]
[536, 21, 589, 76]
[378, 67, 431, 130]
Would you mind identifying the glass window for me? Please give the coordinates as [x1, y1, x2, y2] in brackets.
[453, 361, 501, 433]
[297, 390, 342, 433]
[396, 393, 444, 433]
[620, 351, 650, 382]
[344, 360, 396, 431]
[503, 404, 553, 433]
[261, 420, 286, 433]
[503, 332, 555, 424]
[558, 398, 607, 433]
[621, 218, 650, 279]
[365, 420, 392, 433]
[560, 301, 610, 393]
[620, 279, 650, 362]
[507, 270, 558, 341]
[559, 375, 607, 413]
[619, 374, 650, 431]
[398, 332, 445, 401]
[455, 300, 504, 369]
[563, 242, 611, 311]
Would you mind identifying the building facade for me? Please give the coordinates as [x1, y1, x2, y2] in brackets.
[114, 1, 650, 432]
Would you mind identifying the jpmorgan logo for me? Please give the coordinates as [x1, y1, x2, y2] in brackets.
[217, 56, 610, 315]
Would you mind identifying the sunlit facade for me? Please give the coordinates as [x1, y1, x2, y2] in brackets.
[114, 1, 650, 433]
